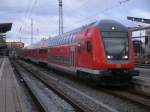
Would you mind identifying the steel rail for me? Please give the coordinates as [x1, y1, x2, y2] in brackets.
[16, 60, 119, 112]
[14, 60, 92, 112]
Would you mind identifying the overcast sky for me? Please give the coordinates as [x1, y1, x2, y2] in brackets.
[0, 0, 150, 46]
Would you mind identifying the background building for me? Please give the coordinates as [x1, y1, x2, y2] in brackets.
[6, 42, 24, 49]
[130, 26, 150, 64]
[6, 42, 24, 57]
[131, 26, 150, 57]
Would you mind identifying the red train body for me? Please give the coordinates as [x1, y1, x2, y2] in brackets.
[18, 20, 139, 86]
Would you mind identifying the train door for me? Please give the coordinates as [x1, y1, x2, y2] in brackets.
[71, 46, 75, 66]
[77, 39, 93, 67]
[48, 48, 51, 63]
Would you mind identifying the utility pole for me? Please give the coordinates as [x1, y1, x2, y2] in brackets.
[58, 0, 63, 35]
[31, 18, 33, 45]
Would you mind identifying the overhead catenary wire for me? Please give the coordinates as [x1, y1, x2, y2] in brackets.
[14, 0, 37, 32]
[64, 0, 132, 31]
[14, 0, 137, 45]
[16, 0, 59, 44]
[15, 0, 39, 44]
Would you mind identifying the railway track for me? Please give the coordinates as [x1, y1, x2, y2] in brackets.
[13, 62, 79, 112]
[28, 60, 150, 108]
[136, 64, 150, 69]
[11, 62, 44, 112]
[12, 60, 93, 112]
[98, 88, 150, 108]
[15, 59, 150, 112]
[14, 59, 122, 112]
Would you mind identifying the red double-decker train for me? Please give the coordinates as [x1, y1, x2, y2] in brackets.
[19, 19, 139, 86]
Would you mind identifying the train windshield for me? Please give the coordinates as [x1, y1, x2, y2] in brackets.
[101, 32, 129, 60]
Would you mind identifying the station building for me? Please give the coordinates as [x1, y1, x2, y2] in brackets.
[0, 23, 12, 56]
[130, 26, 150, 57]
[130, 26, 150, 63]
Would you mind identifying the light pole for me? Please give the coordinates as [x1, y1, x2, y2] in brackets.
[58, 0, 63, 35]
[31, 18, 33, 45]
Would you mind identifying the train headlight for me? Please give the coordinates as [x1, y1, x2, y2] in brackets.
[77, 43, 81, 47]
[122, 55, 128, 59]
[107, 55, 113, 59]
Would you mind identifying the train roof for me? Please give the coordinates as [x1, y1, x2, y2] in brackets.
[96, 19, 128, 32]
[26, 19, 127, 49]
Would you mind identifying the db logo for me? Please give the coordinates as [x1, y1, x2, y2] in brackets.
[116, 64, 121, 68]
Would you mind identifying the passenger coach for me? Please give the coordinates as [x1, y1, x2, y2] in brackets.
[19, 19, 139, 86]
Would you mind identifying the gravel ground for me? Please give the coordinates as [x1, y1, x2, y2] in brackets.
[20, 60, 150, 112]
[12, 63, 41, 112]
[17, 63, 75, 112]
[50, 72, 149, 112]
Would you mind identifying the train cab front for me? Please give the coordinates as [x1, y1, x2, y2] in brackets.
[96, 20, 139, 86]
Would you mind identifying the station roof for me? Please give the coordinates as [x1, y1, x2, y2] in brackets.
[128, 26, 150, 31]
[0, 23, 12, 33]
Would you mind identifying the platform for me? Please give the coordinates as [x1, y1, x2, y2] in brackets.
[135, 67, 150, 78]
[133, 68, 150, 94]
[0, 57, 27, 112]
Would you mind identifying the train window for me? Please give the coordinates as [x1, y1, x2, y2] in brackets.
[57, 38, 60, 45]
[50, 39, 52, 44]
[51, 39, 53, 46]
[55, 39, 57, 45]
[48, 40, 51, 46]
[39, 49, 48, 54]
[70, 35, 72, 43]
[59, 38, 62, 45]
[70, 34, 73, 43]
[52, 39, 54, 46]
[58, 38, 60, 45]
[87, 41, 92, 53]
[54, 39, 56, 45]
[54, 39, 57, 45]
[51, 39, 54, 45]
[68, 35, 70, 44]
[49, 40, 51, 46]
[61, 38, 63, 45]
[59, 38, 60, 45]
[68, 34, 71, 43]
[53, 39, 55, 45]
[101, 32, 127, 38]
[63, 37, 65, 44]
[78, 43, 82, 54]
[61, 38, 64, 45]
[71, 34, 74, 43]
[52, 39, 55, 45]
[65, 36, 67, 44]
[64, 36, 67, 44]
[56, 38, 58, 45]
[67, 34, 70, 44]
[65, 35, 68, 44]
